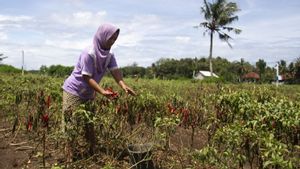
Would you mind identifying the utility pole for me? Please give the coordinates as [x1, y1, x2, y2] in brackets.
[275, 63, 279, 87]
[22, 50, 24, 75]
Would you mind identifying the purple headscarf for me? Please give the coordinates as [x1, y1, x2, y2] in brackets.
[93, 23, 119, 58]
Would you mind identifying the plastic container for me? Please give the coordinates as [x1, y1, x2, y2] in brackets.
[127, 143, 154, 169]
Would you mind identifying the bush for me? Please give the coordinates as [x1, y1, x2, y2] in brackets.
[0, 64, 21, 73]
[192, 77, 225, 83]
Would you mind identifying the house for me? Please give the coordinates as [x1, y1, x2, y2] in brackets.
[241, 72, 260, 82]
[193, 70, 219, 80]
[274, 74, 290, 84]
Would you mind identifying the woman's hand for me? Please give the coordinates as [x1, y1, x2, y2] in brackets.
[110, 69, 137, 96]
[104, 87, 119, 100]
[100, 89, 114, 98]
[83, 75, 116, 99]
[121, 84, 136, 96]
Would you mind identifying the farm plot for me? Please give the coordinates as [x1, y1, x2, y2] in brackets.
[0, 74, 299, 168]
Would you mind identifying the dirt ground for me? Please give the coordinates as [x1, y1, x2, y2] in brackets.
[0, 118, 64, 169]
[0, 122, 30, 169]
[0, 138, 28, 168]
[0, 117, 208, 169]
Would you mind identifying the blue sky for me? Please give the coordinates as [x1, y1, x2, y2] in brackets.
[0, 0, 299, 70]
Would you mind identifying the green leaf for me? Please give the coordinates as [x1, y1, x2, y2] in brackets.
[263, 161, 273, 168]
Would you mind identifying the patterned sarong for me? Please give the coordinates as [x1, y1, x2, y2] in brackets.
[62, 91, 85, 132]
[62, 91, 96, 161]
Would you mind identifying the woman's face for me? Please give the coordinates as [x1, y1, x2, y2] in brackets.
[104, 30, 119, 50]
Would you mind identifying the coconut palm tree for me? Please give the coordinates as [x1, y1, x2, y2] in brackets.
[0, 53, 8, 63]
[196, 0, 241, 76]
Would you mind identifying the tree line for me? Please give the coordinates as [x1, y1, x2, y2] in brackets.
[1, 56, 300, 84]
[30, 56, 300, 83]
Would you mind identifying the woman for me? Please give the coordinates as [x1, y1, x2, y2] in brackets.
[62, 23, 136, 162]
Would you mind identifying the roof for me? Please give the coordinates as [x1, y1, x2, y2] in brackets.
[198, 70, 219, 78]
[242, 72, 260, 79]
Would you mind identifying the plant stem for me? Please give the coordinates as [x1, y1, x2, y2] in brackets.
[43, 131, 46, 168]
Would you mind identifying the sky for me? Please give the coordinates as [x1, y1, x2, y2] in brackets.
[0, 0, 300, 70]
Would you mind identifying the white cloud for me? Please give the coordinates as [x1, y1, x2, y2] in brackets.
[117, 33, 143, 47]
[0, 14, 32, 22]
[0, 32, 7, 40]
[116, 14, 163, 47]
[0, 14, 33, 31]
[244, 0, 257, 8]
[50, 11, 107, 28]
[175, 36, 190, 43]
[1, 41, 80, 70]
[45, 39, 91, 50]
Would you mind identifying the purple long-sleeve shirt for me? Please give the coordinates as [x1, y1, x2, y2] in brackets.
[63, 47, 118, 100]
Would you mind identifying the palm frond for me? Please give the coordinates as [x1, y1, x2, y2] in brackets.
[222, 26, 234, 32]
[218, 10, 239, 25]
[0, 56, 8, 61]
[218, 32, 232, 41]
[226, 16, 239, 24]
[218, 32, 233, 48]
[202, 29, 210, 36]
[222, 26, 241, 34]
[226, 2, 239, 13]
[234, 28, 242, 34]
[201, 0, 212, 20]
[200, 22, 210, 28]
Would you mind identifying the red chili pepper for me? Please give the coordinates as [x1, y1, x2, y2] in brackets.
[106, 87, 113, 92]
[124, 102, 129, 114]
[41, 114, 49, 127]
[27, 115, 33, 131]
[272, 121, 276, 129]
[27, 121, 32, 131]
[182, 108, 189, 125]
[137, 113, 142, 123]
[43, 114, 49, 122]
[167, 103, 177, 114]
[167, 103, 172, 112]
[171, 108, 177, 114]
[116, 105, 121, 113]
[46, 95, 51, 108]
[106, 87, 119, 99]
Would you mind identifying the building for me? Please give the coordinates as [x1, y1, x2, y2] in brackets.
[241, 72, 260, 82]
[193, 70, 219, 80]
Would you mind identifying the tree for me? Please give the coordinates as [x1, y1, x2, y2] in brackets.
[239, 58, 245, 76]
[295, 57, 300, 80]
[155, 58, 177, 79]
[0, 53, 8, 64]
[40, 65, 48, 74]
[120, 66, 146, 78]
[288, 62, 295, 74]
[196, 0, 241, 76]
[150, 63, 157, 79]
[41, 65, 73, 77]
[256, 59, 266, 79]
[278, 60, 287, 74]
[0, 64, 21, 73]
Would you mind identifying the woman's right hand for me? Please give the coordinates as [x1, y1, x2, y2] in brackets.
[101, 89, 114, 98]
[101, 88, 119, 100]
[83, 75, 117, 99]
[101, 89, 113, 99]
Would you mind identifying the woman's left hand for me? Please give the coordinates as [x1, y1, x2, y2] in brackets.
[122, 85, 136, 96]
[111, 69, 137, 96]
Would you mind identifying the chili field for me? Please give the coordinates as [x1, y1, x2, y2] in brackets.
[0, 74, 299, 169]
